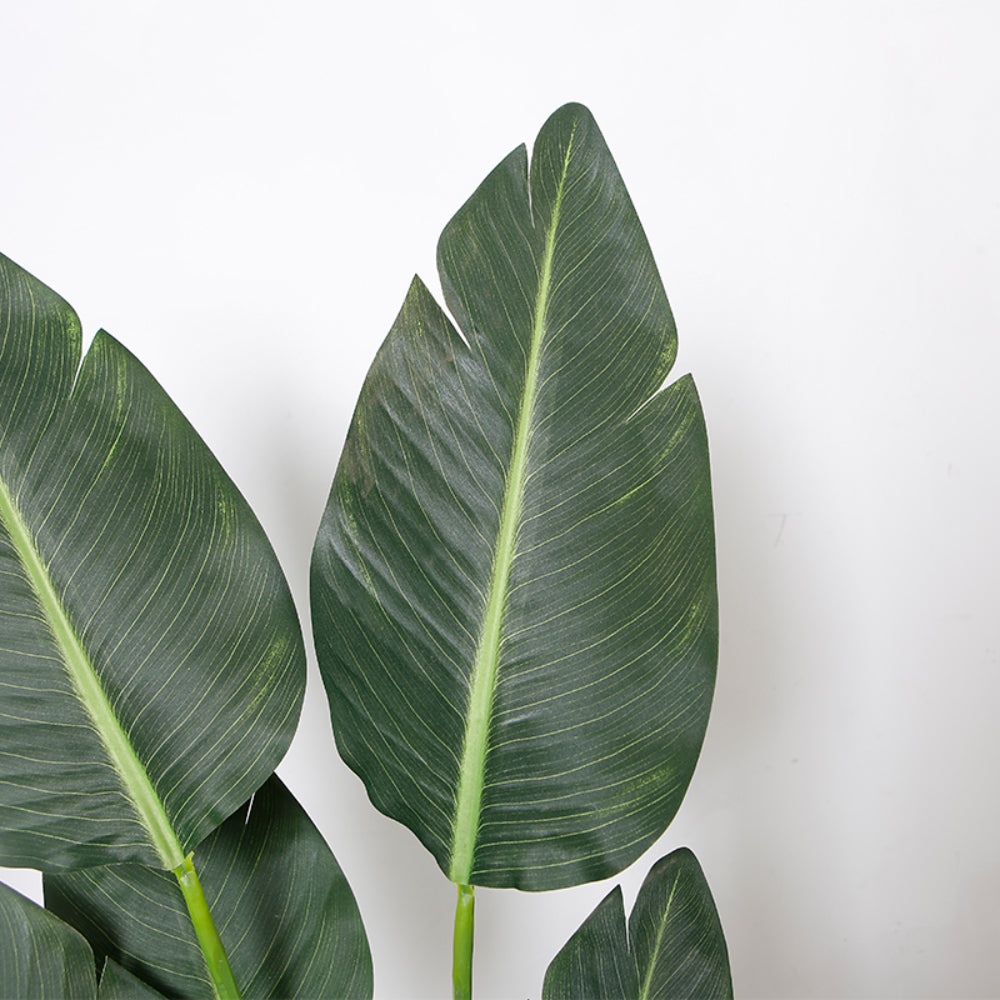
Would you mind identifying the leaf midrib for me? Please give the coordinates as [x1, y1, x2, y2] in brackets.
[0, 470, 184, 869]
[637, 869, 682, 1000]
[447, 127, 577, 884]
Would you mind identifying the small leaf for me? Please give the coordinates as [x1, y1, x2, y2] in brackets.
[0, 880, 97, 999]
[542, 887, 637, 1000]
[0, 252, 306, 871]
[45, 775, 372, 1000]
[543, 848, 732, 1000]
[311, 103, 717, 891]
[630, 849, 732, 1000]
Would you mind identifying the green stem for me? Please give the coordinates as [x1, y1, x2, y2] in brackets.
[453, 883, 475, 1000]
[174, 854, 242, 1000]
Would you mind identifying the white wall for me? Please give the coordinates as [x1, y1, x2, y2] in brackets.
[3, 2, 998, 997]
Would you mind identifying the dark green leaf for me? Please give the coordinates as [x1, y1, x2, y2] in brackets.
[0, 252, 305, 871]
[0, 879, 96, 999]
[45, 775, 372, 1000]
[542, 887, 637, 1000]
[311, 103, 717, 889]
[629, 848, 732, 1000]
[98, 961, 167, 1000]
[543, 848, 732, 1000]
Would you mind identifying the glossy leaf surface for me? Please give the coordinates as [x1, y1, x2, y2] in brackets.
[0, 880, 96, 999]
[543, 848, 732, 1000]
[0, 253, 305, 870]
[311, 104, 717, 889]
[45, 775, 373, 1000]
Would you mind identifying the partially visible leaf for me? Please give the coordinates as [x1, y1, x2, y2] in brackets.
[311, 102, 717, 891]
[542, 887, 637, 1000]
[46, 775, 372, 1000]
[0, 252, 305, 871]
[0, 879, 96, 999]
[629, 848, 731, 1000]
[98, 961, 167, 1000]
[543, 848, 732, 1000]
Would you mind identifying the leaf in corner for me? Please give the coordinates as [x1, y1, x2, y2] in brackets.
[542, 887, 638, 1000]
[45, 775, 373, 1000]
[0, 252, 305, 872]
[543, 848, 732, 1000]
[0, 880, 96, 999]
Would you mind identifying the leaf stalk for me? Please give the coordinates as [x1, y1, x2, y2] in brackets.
[452, 883, 475, 1000]
[174, 854, 242, 1000]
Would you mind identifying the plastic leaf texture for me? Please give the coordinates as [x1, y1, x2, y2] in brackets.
[0, 880, 96, 999]
[98, 962, 168, 1000]
[0, 253, 305, 871]
[543, 848, 732, 1000]
[311, 104, 717, 889]
[45, 775, 373, 1000]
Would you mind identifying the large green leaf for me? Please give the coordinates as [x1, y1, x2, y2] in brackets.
[543, 848, 732, 1000]
[0, 253, 305, 871]
[45, 774, 373, 999]
[311, 103, 717, 889]
[0, 880, 96, 999]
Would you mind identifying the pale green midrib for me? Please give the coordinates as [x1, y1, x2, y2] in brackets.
[0, 471, 185, 869]
[637, 870, 682, 1000]
[447, 130, 577, 884]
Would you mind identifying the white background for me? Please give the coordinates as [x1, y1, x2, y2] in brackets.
[2, 2, 999, 998]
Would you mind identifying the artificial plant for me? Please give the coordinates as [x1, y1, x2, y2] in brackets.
[0, 250, 371, 998]
[310, 102, 730, 998]
[0, 102, 731, 999]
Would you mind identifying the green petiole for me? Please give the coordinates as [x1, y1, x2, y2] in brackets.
[453, 883, 475, 1000]
[174, 854, 242, 1000]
